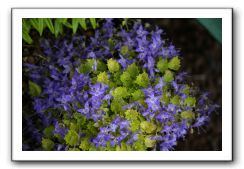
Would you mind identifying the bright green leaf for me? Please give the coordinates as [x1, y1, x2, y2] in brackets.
[89, 18, 96, 29]
[22, 31, 33, 44]
[181, 111, 195, 120]
[72, 18, 80, 34]
[168, 56, 181, 71]
[64, 130, 79, 146]
[79, 18, 87, 30]
[140, 121, 157, 134]
[44, 18, 55, 34]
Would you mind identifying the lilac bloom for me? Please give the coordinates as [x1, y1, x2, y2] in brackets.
[136, 25, 148, 37]
[145, 94, 161, 112]
[193, 116, 209, 127]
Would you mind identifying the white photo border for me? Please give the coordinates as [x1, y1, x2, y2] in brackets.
[12, 8, 233, 161]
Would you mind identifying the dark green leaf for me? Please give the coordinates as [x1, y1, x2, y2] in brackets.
[22, 31, 33, 44]
[72, 18, 79, 34]
[54, 19, 63, 37]
[89, 18, 96, 29]
[29, 80, 42, 96]
[79, 18, 87, 30]
[22, 19, 31, 33]
[44, 18, 55, 34]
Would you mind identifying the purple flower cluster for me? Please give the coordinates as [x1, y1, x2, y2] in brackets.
[23, 19, 218, 151]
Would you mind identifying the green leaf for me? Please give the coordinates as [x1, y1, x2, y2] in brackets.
[111, 98, 125, 114]
[181, 111, 195, 120]
[30, 18, 44, 36]
[132, 134, 146, 151]
[72, 18, 80, 34]
[64, 130, 79, 146]
[161, 92, 170, 105]
[97, 72, 109, 85]
[68, 148, 80, 151]
[157, 58, 168, 73]
[29, 81, 42, 97]
[89, 18, 96, 29]
[79, 137, 90, 151]
[107, 58, 120, 73]
[140, 121, 157, 134]
[43, 126, 54, 139]
[125, 109, 139, 121]
[57, 18, 67, 24]
[145, 136, 156, 148]
[22, 31, 33, 44]
[164, 70, 174, 83]
[182, 85, 190, 95]
[135, 72, 149, 88]
[126, 63, 139, 79]
[42, 138, 55, 150]
[131, 90, 144, 101]
[112, 87, 128, 99]
[79, 18, 87, 30]
[120, 45, 129, 56]
[129, 119, 140, 132]
[22, 19, 31, 33]
[120, 71, 132, 87]
[168, 56, 181, 71]
[54, 19, 62, 37]
[44, 18, 55, 34]
[184, 96, 196, 107]
[170, 95, 180, 106]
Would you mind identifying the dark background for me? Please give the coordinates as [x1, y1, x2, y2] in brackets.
[143, 18, 222, 151]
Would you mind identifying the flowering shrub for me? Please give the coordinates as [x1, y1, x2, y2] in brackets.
[23, 19, 218, 151]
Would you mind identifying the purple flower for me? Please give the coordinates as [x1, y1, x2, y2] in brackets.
[136, 25, 148, 37]
[145, 94, 161, 112]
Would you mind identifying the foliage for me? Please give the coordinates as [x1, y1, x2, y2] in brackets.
[22, 18, 97, 44]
